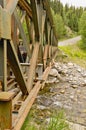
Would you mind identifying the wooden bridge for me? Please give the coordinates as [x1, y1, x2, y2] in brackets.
[0, 0, 58, 129]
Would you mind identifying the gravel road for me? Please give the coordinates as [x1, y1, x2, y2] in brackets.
[58, 36, 81, 46]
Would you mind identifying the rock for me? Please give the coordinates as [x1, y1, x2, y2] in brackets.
[46, 77, 57, 83]
[60, 89, 65, 94]
[37, 105, 46, 110]
[77, 68, 81, 72]
[68, 62, 74, 66]
[53, 101, 62, 107]
[71, 85, 78, 89]
[83, 73, 86, 77]
[49, 69, 58, 77]
[70, 95, 74, 99]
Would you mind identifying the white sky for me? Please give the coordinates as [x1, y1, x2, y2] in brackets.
[60, 0, 86, 8]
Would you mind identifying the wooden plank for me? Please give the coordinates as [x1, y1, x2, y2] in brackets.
[17, 11, 26, 36]
[7, 40, 28, 95]
[0, 7, 11, 39]
[30, 0, 40, 41]
[6, 0, 19, 15]
[0, 101, 12, 129]
[14, 9, 31, 58]
[0, 40, 7, 91]
[0, 92, 14, 130]
[27, 43, 39, 92]
[11, 14, 18, 51]
[29, 21, 35, 45]
[25, 14, 31, 44]
[0, 92, 14, 101]
[18, 0, 32, 19]
[43, 45, 49, 69]
[43, 0, 58, 45]
[13, 65, 52, 130]
[3, 40, 7, 91]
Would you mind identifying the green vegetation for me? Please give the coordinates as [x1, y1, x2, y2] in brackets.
[51, 9, 66, 38]
[79, 11, 86, 44]
[59, 41, 86, 68]
[21, 109, 70, 130]
[45, 111, 70, 130]
[50, 0, 85, 39]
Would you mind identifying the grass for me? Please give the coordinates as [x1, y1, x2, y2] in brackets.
[45, 111, 70, 130]
[59, 40, 86, 68]
[21, 110, 70, 130]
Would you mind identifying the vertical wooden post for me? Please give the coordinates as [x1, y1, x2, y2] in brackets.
[0, 92, 14, 130]
[3, 40, 7, 91]
[0, 0, 7, 91]
[27, 43, 39, 92]
[11, 14, 18, 51]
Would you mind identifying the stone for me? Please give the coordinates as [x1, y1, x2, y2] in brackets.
[71, 85, 78, 89]
[77, 68, 82, 72]
[83, 73, 86, 77]
[46, 77, 57, 83]
[49, 69, 58, 77]
[60, 89, 65, 94]
[68, 62, 74, 66]
[37, 105, 46, 110]
[53, 101, 62, 107]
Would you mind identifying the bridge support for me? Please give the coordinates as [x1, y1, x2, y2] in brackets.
[0, 92, 14, 130]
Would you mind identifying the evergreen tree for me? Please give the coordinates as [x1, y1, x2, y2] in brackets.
[79, 11, 86, 44]
[51, 9, 66, 38]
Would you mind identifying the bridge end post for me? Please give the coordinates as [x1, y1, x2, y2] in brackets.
[0, 92, 14, 130]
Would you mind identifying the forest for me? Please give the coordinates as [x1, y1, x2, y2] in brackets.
[49, 0, 86, 41]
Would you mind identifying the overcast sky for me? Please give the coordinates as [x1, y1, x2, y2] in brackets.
[60, 0, 86, 8]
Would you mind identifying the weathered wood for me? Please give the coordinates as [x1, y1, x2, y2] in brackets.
[3, 40, 7, 91]
[29, 21, 35, 45]
[38, 44, 43, 63]
[11, 14, 18, 51]
[14, 9, 31, 58]
[43, 0, 58, 45]
[6, 0, 19, 15]
[30, 0, 40, 41]
[25, 14, 31, 43]
[7, 40, 28, 95]
[18, 0, 32, 19]
[43, 45, 49, 69]
[0, 7, 11, 39]
[27, 43, 39, 92]
[13, 65, 52, 130]
[17, 11, 26, 36]
[0, 92, 14, 130]
[0, 92, 14, 101]
[0, 40, 7, 91]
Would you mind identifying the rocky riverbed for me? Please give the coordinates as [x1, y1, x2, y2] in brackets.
[36, 62, 86, 129]
[23, 61, 86, 130]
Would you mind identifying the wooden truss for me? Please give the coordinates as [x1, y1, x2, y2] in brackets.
[0, 0, 58, 129]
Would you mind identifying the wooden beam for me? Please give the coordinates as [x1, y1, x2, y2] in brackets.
[0, 92, 14, 130]
[27, 43, 39, 92]
[43, 0, 58, 45]
[25, 14, 31, 44]
[11, 14, 18, 51]
[18, 0, 32, 19]
[30, 0, 40, 41]
[13, 65, 52, 130]
[6, 0, 19, 15]
[0, 40, 7, 91]
[7, 40, 28, 95]
[14, 9, 31, 58]
[43, 45, 49, 69]
[17, 11, 26, 36]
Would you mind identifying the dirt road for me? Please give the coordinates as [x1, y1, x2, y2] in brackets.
[58, 36, 81, 46]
